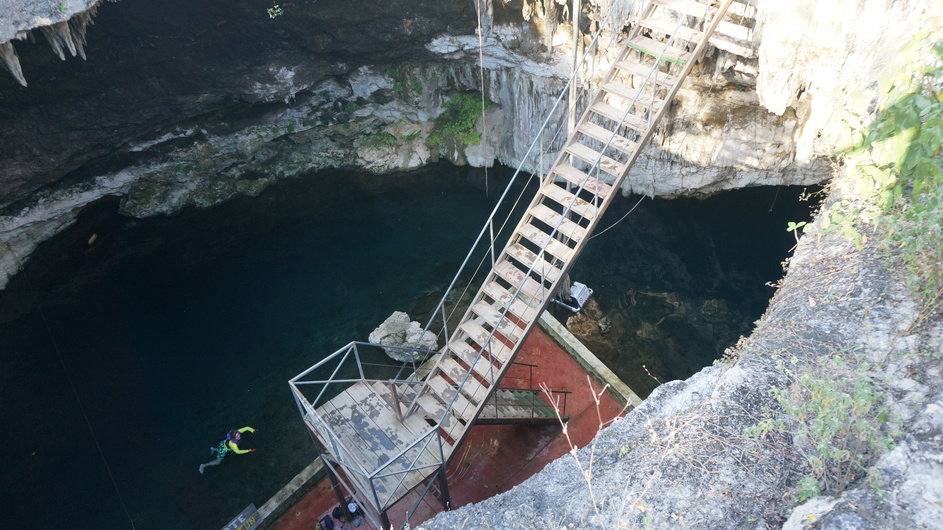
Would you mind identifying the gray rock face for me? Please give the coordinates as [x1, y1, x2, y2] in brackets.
[420, 182, 943, 529]
[0, 0, 929, 294]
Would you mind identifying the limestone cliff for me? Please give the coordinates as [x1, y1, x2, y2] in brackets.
[0, 0, 929, 291]
[420, 169, 943, 530]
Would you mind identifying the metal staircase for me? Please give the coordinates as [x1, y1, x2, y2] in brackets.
[290, 1, 736, 528]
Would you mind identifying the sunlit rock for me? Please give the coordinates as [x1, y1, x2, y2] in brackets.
[368, 311, 439, 362]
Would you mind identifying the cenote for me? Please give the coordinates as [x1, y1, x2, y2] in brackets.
[0, 162, 819, 529]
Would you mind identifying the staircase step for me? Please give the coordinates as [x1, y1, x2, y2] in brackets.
[626, 35, 691, 65]
[470, 299, 527, 344]
[481, 280, 542, 323]
[576, 122, 639, 156]
[601, 80, 664, 110]
[412, 387, 462, 433]
[715, 20, 754, 43]
[639, 16, 706, 45]
[539, 182, 601, 221]
[726, 0, 757, 19]
[516, 224, 576, 263]
[652, 0, 710, 18]
[565, 141, 626, 177]
[491, 390, 557, 419]
[494, 259, 548, 305]
[613, 58, 679, 86]
[505, 242, 565, 284]
[589, 101, 649, 133]
[427, 374, 477, 423]
[438, 355, 490, 404]
[458, 318, 516, 363]
[709, 34, 755, 58]
[551, 163, 613, 199]
[528, 204, 589, 242]
[416, 393, 462, 430]
[448, 340, 501, 383]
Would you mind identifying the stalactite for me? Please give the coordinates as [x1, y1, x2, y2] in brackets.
[67, 8, 99, 61]
[1, 0, 101, 85]
[40, 22, 77, 60]
[0, 41, 27, 86]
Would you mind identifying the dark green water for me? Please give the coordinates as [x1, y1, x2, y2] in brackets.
[0, 163, 817, 529]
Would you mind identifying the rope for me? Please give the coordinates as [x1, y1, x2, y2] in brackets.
[5, 243, 137, 529]
[587, 194, 647, 241]
[475, 0, 490, 197]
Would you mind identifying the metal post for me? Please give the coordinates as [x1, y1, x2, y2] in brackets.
[380, 510, 392, 530]
[325, 463, 350, 516]
[436, 466, 452, 511]
[388, 380, 404, 422]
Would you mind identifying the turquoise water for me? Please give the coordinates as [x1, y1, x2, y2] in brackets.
[0, 163, 816, 529]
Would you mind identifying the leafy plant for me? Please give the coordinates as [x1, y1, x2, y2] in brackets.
[820, 17, 943, 303]
[427, 92, 491, 148]
[361, 132, 397, 149]
[387, 66, 406, 95]
[267, 3, 284, 19]
[58, 2, 66, 14]
[786, 221, 807, 245]
[745, 358, 897, 502]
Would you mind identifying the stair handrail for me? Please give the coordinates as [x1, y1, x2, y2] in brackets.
[391, 0, 637, 386]
[430, 0, 735, 425]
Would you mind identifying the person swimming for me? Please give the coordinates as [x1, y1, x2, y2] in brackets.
[199, 426, 257, 474]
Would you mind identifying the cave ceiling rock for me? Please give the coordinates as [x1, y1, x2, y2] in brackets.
[427, 33, 571, 80]
[755, 0, 929, 162]
[0, 0, 105, 86]
[348, 66, 394, 100]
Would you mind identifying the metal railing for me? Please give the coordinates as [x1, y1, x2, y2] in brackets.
[479, 387, 571, 421]
[289, 341, 446, 515]
[389, 0, 649, 385]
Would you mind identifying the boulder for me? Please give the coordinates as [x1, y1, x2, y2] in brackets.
[368, 311, 438, 362]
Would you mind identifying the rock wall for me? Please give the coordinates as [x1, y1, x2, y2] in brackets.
[0, 0, 931, 290]
[420, 175, 943, 529]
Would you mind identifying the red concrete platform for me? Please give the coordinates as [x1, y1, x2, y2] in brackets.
[269, 324, 628, 530]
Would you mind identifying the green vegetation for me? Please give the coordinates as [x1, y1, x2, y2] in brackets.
[428, 92, 491, 148]
[58, 2, 66, 14]
[267, 3, 284, 19]
[745, 357, 897, 502]
[821, 23, 943, 305]
[361, 132, 397, 149]
[387, 66, 406, 95]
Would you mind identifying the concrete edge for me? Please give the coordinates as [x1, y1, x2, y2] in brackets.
[538, 311, 643, 408]
[256, 457, 325, 528]
[256, 312, 642, 528]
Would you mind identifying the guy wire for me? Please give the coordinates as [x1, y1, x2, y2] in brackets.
[5, 243, 137, 529]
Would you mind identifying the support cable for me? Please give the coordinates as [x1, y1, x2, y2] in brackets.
[587, 194, 647, 241]
[5, 243, 137, 529]
[475, 0, 490, 198]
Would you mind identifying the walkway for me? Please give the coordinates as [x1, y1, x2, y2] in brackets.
[270, 322, 628, 530]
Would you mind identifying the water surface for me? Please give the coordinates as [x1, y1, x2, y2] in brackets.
[0, 164, 816, 528]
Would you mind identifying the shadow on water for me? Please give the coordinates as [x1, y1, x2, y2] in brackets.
[0, 162, 819, 529]
[555, 185, 821, 397]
